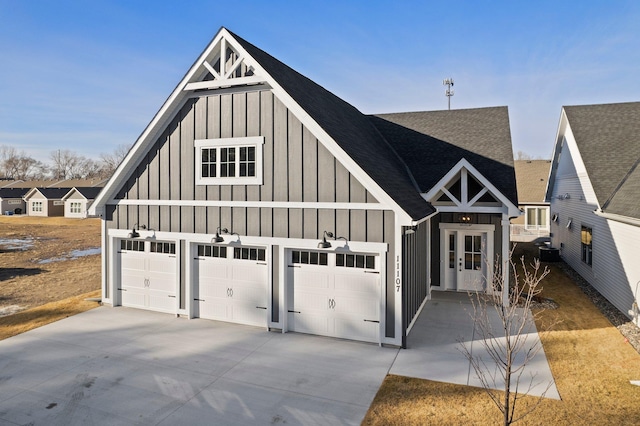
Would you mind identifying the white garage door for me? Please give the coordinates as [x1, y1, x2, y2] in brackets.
[287, 249, 381, 343]
[119, 240, 177, 313]
[193, 244, 268, 327]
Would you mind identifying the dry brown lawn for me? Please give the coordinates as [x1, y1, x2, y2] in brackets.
[363, 244, 640, 425]
[0, 216, 102, 338]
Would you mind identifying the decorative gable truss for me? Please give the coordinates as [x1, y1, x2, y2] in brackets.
[183, 35, 267, 92]
[423, 159, 520, 216]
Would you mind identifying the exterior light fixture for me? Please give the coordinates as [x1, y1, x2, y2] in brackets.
[128, 223, 146, 238]
[459, 214, 472, 224]
[318, 231, 334, 249]
[213, 227, 228, 243]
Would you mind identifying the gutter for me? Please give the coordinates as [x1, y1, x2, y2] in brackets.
[593, 209, 640, 227]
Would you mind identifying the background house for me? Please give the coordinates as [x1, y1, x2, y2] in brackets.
[0, 187, 28, 215]
[90, 28, 518, 347]
[24, 187, 71, 217]
[62, 187, 103, 218]
[546, 101, 640, 326]
[511, 160, 551, 242]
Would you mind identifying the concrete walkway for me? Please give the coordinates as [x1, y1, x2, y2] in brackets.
[391, 291, 560, 399]
[0, 294, 558, 425]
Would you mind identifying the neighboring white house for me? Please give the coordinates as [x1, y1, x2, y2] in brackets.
[511, 160, 551, 242]
[23, 187, 71, 217]
[62, 187, 103, 218]
[89, 27, 519, 347]
[546, 101, 640, 326]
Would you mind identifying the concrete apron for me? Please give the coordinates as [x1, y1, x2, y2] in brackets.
[0, 307, 399, 426]
[0, 293, 559, 425]
[391, 291, 560, 400]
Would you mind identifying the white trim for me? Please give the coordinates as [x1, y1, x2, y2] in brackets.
[438, 223, 496, 292]
[194, 137, 264, 186]
[594, 209, 640, 227]
[107, 228, 388, 254]
[184, 75, 265, 91]
[89, 28, 410, 222]
[422, 158, 520, 217]
[109, 198, 386, 210]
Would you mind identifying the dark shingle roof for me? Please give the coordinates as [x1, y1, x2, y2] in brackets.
[72, 187, 103, 199]
[32, 188, 72, 199]
[229, 30, 435, 221]
[369, 107, 518, 205]
[513, 160, 551, 204]
[0, 187, 29, 198]
[564, 102, 640, 218]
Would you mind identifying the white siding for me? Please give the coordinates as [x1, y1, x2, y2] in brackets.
[550, 129, 640, 326]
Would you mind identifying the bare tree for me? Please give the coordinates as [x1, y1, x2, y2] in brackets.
[459, 251, 553, 426]
[49, 149, 103, 179]
[0, 145, 46, 179]
[98, 143, 129, 178]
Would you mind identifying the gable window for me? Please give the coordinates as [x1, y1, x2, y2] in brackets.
[581, 226, 592, 266]
[32, 201, 43, 212]
[195, 137, 264, 185]
[70, 202, 82, 213]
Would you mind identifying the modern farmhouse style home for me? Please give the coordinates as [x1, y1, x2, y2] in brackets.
[546, 102, 640, 327]
[90, 28, 519, 347]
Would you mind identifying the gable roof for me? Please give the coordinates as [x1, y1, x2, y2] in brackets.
[25, 187, 72, 200]
[216, 30, 435, 221]
[92, 27, 435, 221]
[0, 187, 29, 199]
[563, 101, 640, 218]
[369, 107, 518, 206]
[63, 187, 103, 201]
[513, 160, 551, 204]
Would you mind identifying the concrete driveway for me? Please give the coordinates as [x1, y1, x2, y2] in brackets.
[0, 293, 558, 425]
[0, 308, 398, 425]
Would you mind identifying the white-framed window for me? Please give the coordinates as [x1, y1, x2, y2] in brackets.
[195, 137, 264, 185]
[525, 207, 549, 230]
[70, 202, 82, 213]
[32, 201, 43, 212]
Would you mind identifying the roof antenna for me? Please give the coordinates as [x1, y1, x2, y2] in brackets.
[443, 78, 454, 110]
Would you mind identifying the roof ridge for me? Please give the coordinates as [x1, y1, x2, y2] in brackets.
[601, 155, 640, 212]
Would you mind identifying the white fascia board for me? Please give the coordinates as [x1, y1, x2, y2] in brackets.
[60, 187, 79, 202]
[23, 187, 42, 200]
[594, 209, 640, 227]
[90, 30, 231, 216]
[112, 199, 386, 210]
[545, 109, 568, 202]
[422, 158, 520, 217]
[108, 228, 388, 253]
[225, 32, 413, 225]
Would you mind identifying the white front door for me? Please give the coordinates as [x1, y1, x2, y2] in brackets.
[442, 229, 489, 292]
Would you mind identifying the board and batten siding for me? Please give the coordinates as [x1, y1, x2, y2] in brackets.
[104, 88, 399, 338]
[551, 141, 640, 325]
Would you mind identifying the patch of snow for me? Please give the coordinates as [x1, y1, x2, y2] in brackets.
[0, 238, 34, 251]
[0, 305, 23, 317]
[38, 247, 101, 264]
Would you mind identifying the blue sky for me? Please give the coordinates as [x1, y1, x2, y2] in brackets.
[1, 1, 639, 163]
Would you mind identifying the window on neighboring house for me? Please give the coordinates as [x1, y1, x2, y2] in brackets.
[581, 226, 592, 266]
[32, 201, 43, 212]
[195, 137, 264, 185]
[526, 207, 549, 230]
[70, 202, 82, 213]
